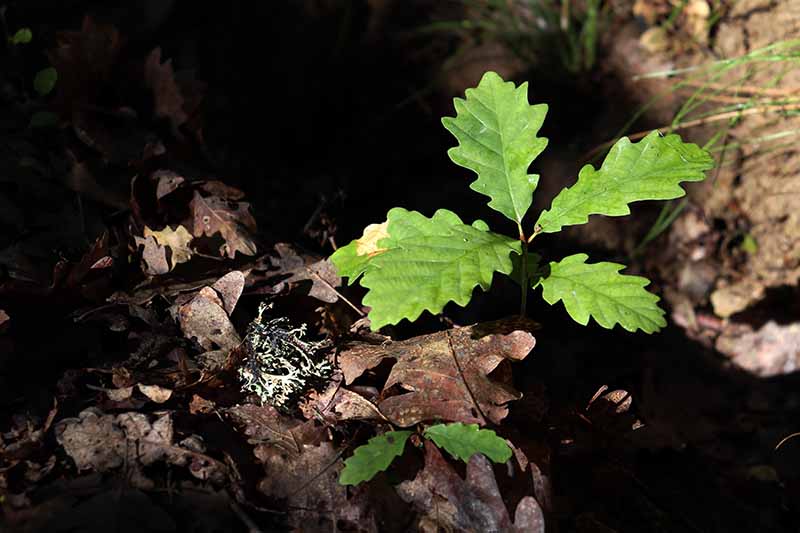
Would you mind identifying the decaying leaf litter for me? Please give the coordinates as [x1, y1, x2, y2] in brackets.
[2, 2, 800, 532]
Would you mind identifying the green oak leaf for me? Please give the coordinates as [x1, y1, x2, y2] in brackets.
[537, 253, 666, 333]
[442, 71, 548, 226]
[11, 28, 33, 45]
[536, 131, 714, 234]
[330, 233, 378, 285]
[339, 430, 412, 486]
[34, 67, 58, 96]
[424, 423, 512, 464]
[354, 208, 521, 330]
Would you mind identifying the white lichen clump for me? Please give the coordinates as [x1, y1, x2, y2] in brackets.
[238, 303, 332, 411]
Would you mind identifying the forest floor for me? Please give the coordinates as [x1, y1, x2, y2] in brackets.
[1, 1, 799, 532]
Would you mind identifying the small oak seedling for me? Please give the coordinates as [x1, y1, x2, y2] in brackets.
[332, 71, 714, 333]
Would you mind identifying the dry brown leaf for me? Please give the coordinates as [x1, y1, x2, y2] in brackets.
[177, 286, 241, 350]
[210, 270, 245, 316]
[397, 441, 544, 533]
[262, 243, 341, 303]
[196, 180, 245, 200]
[55, 408, 126, 472]
[189, 191, 257, 258]
[54, 408, 227, 486]
[189, 394, 215, 415]
[144, 225, 194, 267]
[134, 234, 170, 275]
[47, 16, 122, 113]
[153, 169, 185, 200]
[105, 386, 134, 402]
[339, 318, 536, 426]
[226, 403, 324, 455]
[0, 309, 9, 330]
[302, 375, 387, 423]
[586, 386, 643, 434]
[257, 442, 379, 532]
[137, 383, 173, 403]
[0, 401, 58, 462]
[143, 48, 188, 130]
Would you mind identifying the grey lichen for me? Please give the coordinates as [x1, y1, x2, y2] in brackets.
[238, 302, 333, 411]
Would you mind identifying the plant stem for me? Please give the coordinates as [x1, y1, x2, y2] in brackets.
[519, 239, 529, 317]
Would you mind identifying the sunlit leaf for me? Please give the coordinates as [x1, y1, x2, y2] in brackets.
[536, 131, 713, 234]
[443, 71, 548, 225]
[332, 208, 521, 330]
[537, 253, 666, 333]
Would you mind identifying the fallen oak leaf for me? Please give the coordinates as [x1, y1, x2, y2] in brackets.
[226, 403, 324, 455]
[153, 169, 186, 200]
[143, 47, 188, 131]
[196, 180, 245, 200]
[189, 191, 257, 259]
[137, 383, 173, 404]
[256, 441, 380, 531]
[136, 225, 194, 274]
[302, 374, 387, 423]
[134, 234, 170, 275]
[55, 409, 227, 485]
[252, 243, 341, 303]
[211, 270, 245, 316]
[397, 441, 544, 533]
[47, 16, 123, 114]
[339, 318, 537, 426]
[177, 286, 241, 351]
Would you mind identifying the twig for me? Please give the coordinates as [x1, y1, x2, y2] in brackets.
[305, 266, 365, 317]
[230, 500, 263, 533]
[775, 431, 800, 450]
[446, 332, 487, 422]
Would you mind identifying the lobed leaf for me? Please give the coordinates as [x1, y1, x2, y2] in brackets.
[535, 131, 714, 234]
[442, 71, 548, 225]
[537, 253, 666, 333]
[339, 430, 412, 485]
[332, 208, 521, 330]
[424, 423, 512, 464]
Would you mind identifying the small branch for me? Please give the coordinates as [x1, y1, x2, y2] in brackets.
[230, 500, 263, 533]
[305, 266, 365, 317]
[519, 239, 529, 317]
[526, 224, 543, 244]
[447, 332, 487, 422]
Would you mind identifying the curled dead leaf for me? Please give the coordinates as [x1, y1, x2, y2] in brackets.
[137, 383, 173, 403]
[356, 222, 389, 257]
